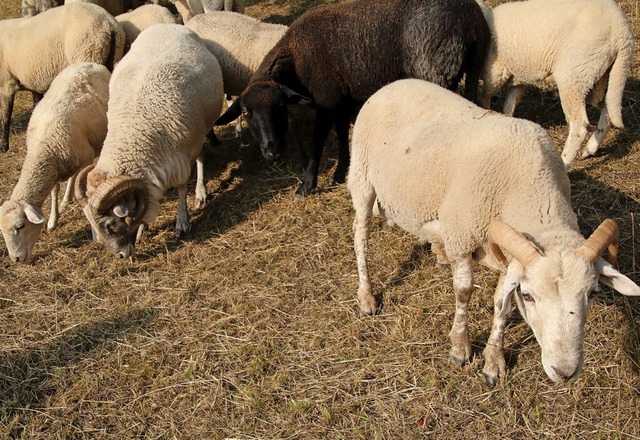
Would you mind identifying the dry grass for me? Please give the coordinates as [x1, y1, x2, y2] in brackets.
[0, 0, 639, 438]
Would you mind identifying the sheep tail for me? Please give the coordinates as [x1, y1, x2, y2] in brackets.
[605, 39, 634, 129]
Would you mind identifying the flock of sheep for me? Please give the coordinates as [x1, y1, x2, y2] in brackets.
[0, 0, 638, 388]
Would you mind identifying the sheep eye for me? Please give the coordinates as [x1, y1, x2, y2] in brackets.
[104, 220, 116, 235]
[241, 107, 249, 116]
[15, 223, 24, 231]
[521, 292, 535, 303]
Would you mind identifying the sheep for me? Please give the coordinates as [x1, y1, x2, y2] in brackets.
[348, 78, 640, 386]
[0, 2, 125, 154]
[21, 0, 63, 17]
[171, 0, 244, 23]
[215, 0, 490, 198]
[74, 24, 224, 259]
[116, 4, 179, 53]
[476, 0, 635, 167]
[63, 0, 142, 17]
[185, 11, 287, 137]
[0, 62, 110, 263]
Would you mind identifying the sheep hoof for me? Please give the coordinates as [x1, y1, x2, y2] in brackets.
[450, 353, 468, 368]
[483, 372, 499, 389]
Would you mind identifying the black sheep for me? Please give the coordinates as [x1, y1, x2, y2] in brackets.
[215, 0, 490, 197]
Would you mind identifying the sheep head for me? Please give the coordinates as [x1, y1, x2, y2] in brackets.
[215, 80, 312, 163]
[488, 219, 640, 384]
[0, 200, 45, 263]
[75, 165, 148, 259]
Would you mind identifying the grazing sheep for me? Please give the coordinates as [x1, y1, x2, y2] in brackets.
[349, 79, 640, 386]
[116, 4, 178, 53]
[185, 11, 287, 136]
[64, 0, 141, 17]
[476, 0, 635, 167]
[215, 0, 490, 198]
[0, 2, 125, 154]
[74, 24, 224, 259]
[0, 62, 110, 263]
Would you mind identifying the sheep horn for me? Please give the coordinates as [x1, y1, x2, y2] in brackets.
[576, 219, 618, 265]
[74, 164, 95, 208]
[487, 220, 543, 268]
[88, 176, 148, 225]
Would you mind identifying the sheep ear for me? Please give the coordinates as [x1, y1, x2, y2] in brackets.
[23, 204, 45, 225]
[215, 99, 242, 126]
[281, 85, 312, 105]
[595, 258, 640, 296]
[499, 261, 522, 317]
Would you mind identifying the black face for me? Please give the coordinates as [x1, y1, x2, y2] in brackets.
[95, 212, 140, 259]
[240, 84, 290, 164]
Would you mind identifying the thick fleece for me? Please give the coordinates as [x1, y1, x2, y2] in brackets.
[0, 2, 125, 153]
[0, 62, 110, 263]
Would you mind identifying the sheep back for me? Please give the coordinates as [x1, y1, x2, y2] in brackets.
[255, 0, 489, 106]
[116, 4, 179, 52]
[0, 3, 125, 94]
[349, 79, 577, 258]
[93, 24, 224, 224]
[186, 11, 287, 96]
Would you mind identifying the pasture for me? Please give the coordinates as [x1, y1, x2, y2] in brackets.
[0, 0, 639, 437]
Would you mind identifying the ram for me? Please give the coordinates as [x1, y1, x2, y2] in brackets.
[216, 0, 489, 198]
[0, 62, 110, 263]
[348, 79, 640, 386]
[476, 0, 635, 167]
[75, 24, 224, 259]
[0, 2, 125, 153]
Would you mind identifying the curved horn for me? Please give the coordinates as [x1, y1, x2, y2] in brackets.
[576, 219, 618, 265]
[88, 176, 148, 225]
[487, 220, 543, 268]
[74, 164, 95, 208]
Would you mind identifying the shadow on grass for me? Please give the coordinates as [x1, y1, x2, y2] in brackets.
[0, 308, 157, 436]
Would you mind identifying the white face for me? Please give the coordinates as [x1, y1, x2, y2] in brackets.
[511, 252, 598, 383]
[0, 201, 45, 263]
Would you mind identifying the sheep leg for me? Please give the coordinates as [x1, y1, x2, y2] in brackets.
[331, 106, 351, 186]
[194, 153, 206, 209]
[227, 95, 243, 139]
[502, 86, 526, 116]
[482, 272, 509, 388]
[559, 88, 589, 168]
[581, 103, 609, 159]
[47, 182, 60, 232]
[175, 184, 190, 237]
[449, 255, 474, 366]
[60, 174, 76, 212]
[0, 92, 15, 153]
[431, 242, 449, 265]
[295, 109, 333, 198]
[352, 186, 377, 315]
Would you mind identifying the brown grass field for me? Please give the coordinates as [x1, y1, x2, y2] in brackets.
[0, 0, 639, 438]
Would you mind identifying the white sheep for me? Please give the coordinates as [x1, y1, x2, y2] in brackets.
[171, 0, 244, 23]
[116, 4, 179, 53]
[74, 24, 224, 259]
[0, 2, 125, 153]
[21, 0, 63, 17]
[0, 62, 110, 263]
[348, 78, 640, 387]
[185, 11, 287, 136]
[476, 0, 635, 167]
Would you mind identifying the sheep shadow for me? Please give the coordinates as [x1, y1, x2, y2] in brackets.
[0, 308, 157, 437]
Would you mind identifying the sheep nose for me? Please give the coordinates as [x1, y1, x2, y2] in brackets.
[552, 366, 578, 383]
